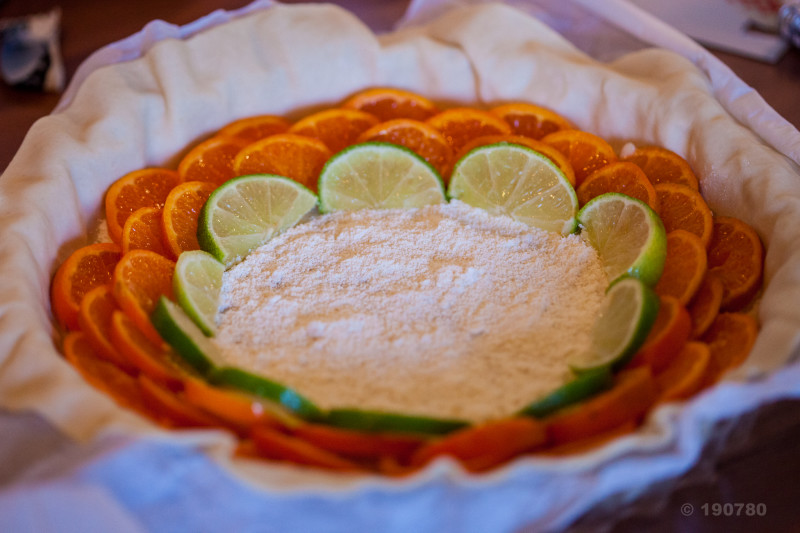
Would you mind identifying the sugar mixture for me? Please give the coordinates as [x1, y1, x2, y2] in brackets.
[215, 201, 608, 423]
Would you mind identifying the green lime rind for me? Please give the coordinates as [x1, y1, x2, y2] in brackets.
[208, 366, 324, 421]
[317, 142, 446, 213]
[516, 368, 613, 418]
[197, 174, 318, 267]
[568, 276, 660, 373]
[324, 407, 470, 436]
[173, 250, 224, 337]
[447, 142, 578, 235]
[577, 192, 666, 286]
[150, 296, 226, 375]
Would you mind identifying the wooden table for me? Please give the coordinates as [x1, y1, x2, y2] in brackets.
[1, 1, 799, 531]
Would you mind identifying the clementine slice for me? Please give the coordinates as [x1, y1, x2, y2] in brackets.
[541, 129, 617, 186]
[706, 216, 764, 311]
[162, 180, 216, 258]
[655, 341, 711, 403]
[627, 295, 691, 373]
[51, 242, 122, 331]
[342, 87, 439, 122]
[576, 161, 658, 210]
[112, 249, 175, 346]
[232, 133, 331, 191]
[688, 274, 724, 339]
[490, 102, 572, 140]
[251, 425, 362, 471]
[702, 313, 758, 383]
[539, 422, 637, 457]
[138, 374, 223, 429]
[292, 423, 426, 461]
[177, 136, 250, 186]
[104, 168, 181, 243]
[655, 230, 708, 305]
[288, 108, 379, 154]
[356, 118, 453, 180]
[654, 183, 713, 248]
[121, 207, 170, 257]
[622, 145, 699, 191]
[78, 284, 136, 374]
[454, 134, 576, 186]
[217, 114, 291, 143]
[426, 107, 512, 154]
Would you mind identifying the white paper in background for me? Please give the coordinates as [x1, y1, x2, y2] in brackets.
[0, 1, 800, 532]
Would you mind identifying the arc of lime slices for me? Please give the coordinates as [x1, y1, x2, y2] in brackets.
[197, 174, 318, 267]
[577, 192, 666, 286]
[317, 142, 446, 213]
[447, 143, 579, 235]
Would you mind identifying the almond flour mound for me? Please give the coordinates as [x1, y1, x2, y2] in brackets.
[215, 201, 608, 423]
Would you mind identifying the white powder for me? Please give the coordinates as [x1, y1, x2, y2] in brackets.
[215, 201, 608, 423]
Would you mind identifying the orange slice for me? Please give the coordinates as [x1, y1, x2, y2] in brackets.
[426, 107, 512, 154]
[702, 313, 758, 383]
[655, 230, 708, 305]
[292, 423, 425, 461]
[654, 183, 713, 248]
[162, 180, 216, 258]
[112, 249, 175, 346]
[289, 108, 379, 154]
[541, 130, 617, 186]
[233, 133, 332, 191]
[490, 102, 572, 140]
[217, 114, 291, 143]
[628, 295, 691, 373]
[51, 242, 122, 331]
[342, 87, 439, 122]
[622, 145, 699, 191]
[453, 134, 576, 185]
[655, 341, 712, 403]
[251, 425, 362, 471]
[138, 375, 223, 429]
[356, 118, 453, 180]
[78, 284, 136, 374]
[706, 216, 764, 311]
[121, 207, 169, 257]
[576, 161, 658, 210]
[177, 136, 250, 186]
[104, 168, 181, 243]
[688, 274, 724, 339]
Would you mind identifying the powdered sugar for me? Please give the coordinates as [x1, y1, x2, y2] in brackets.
[215, 201, 608, 423]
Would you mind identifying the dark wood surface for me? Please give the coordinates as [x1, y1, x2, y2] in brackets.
[1, 1, 799, 531]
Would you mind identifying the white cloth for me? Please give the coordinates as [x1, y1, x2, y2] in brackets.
[1, 1, 800, 531]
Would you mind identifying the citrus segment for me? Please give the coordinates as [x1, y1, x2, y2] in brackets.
[356, 118, 453, 179]
[217, 114, 291, 143]
[104, 168, 180, 243]
[568, 277, 660, 372]
[318, 142, 445, 213]
[448, 143, 578, 235]
[51, 242, 122, 331]
[151, 296, 225, 375]
[342, 87, 439, 122]
[426, 107, 512, 153]
[121, 207, 169, 257]
[702, 313, 758, 383]
[654, 230, 708, 305]
[577, 161, 658, 210]
[289, 108, 379, 154]
[197, 175, 318, 266]
[78, 284, 136, 374]
[706, 216, 764, 311]
[622, 145, 699, 190]
[688, 274, 724, 338]
[542, 130, 616, 186]
[577, 193, 666, 285]
[490, 102, 572, 140]
[173, 250, 224, 337]
[232, 133, 331, 191]
[162, 180, 216, 258]
[628, 295, 691, 373]
[518, 368, 613, 418]
[112, 249, 175, 346]
[654, 183, 713, 247]
[655, 341, 711, 403]
[177, 136, 250, 186]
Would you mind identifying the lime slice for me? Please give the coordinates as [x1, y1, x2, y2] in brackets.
[569, 277, 660, 372]
[173, 250, 224, 337]
[317, 142, 446, 213]
[517, 368, 613, 418]
[209, 367, 324, 421]
[150, 296, 226, 375]
[447, 143, 578, 235]
[577, 192, 666, 285]
[325, 408, 469, 436]
[198, 174, 317, 266]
